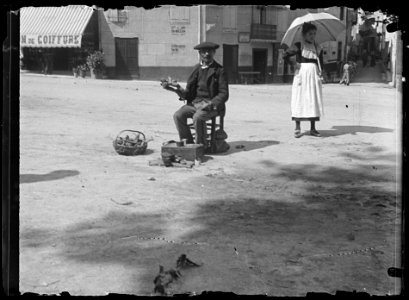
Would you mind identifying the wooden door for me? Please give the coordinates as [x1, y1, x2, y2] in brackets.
[115, 38, 139, 77]
[253, 48, 268, 83]
[223, 44, 239, 83]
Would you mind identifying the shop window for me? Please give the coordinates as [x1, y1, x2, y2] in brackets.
[222, 6, 237, 31]
[170, 6, 190, 24]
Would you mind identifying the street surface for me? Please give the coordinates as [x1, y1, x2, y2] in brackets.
[19, 67, 401, 296]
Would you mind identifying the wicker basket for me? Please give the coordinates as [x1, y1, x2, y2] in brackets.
[113, 130, 148, 156]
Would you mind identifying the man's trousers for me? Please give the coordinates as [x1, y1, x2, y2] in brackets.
[173, 104, 218, 148]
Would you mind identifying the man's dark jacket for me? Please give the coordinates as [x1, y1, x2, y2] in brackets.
[180, 61, 229, 114]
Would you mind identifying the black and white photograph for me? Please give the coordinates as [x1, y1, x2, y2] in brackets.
[11, 3, 404, 296]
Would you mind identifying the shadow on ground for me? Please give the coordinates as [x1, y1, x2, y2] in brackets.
[351, 62, 384, 83]
[319, 125, 393, 138]
[20, 152, 399, 295]
[338, 145, 400, 163]
[20, 170, 80, 184]
[258, 160, 397, 184]
[201, 155, 214, 163]
[21, 210, 171, 295]
[217, 140, 280, 155]
[144, 149, 155, 155]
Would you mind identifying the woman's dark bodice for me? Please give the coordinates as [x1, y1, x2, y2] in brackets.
[295, 42, 319, 65]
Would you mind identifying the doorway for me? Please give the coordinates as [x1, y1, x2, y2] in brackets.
[253, 48, 268, 83]
[53, 48, 73, 71]
[115, 38, 139, 78]
[223, 44, 239, 84]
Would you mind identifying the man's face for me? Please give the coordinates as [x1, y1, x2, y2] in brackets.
[199, 48, 215, 63]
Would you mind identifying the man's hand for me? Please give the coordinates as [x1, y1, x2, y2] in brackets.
[201, 103, 213, 111]
[160, 78, 170, 89]
[161, 77, 180, 88]
[193, 101, 215, 111]
[161, 78, 183, 96]
[203, 102, 217, 112]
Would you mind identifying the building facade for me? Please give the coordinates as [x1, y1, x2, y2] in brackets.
[98, 6, 200, 80]
[20, 5, 357, 83]
[204, 5, 291, 84]
[98, 5, 291, 83]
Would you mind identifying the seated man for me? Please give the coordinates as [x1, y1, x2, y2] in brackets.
[161, 42, 229, 150]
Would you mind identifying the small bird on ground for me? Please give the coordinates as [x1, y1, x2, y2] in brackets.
[153, 254, 202, 295]
[153, 265, 181, 295]
[176, 254, 202, 269]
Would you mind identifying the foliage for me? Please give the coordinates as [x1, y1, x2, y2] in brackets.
[86, 50, 106, 72]
[78, 64, 88, 72]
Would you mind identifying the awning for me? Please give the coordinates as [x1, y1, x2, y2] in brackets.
[20, 5, 94, 48]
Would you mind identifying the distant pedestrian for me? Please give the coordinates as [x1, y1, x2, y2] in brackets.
[41, 50, 54, 75]
[362, 50, 368, 67]
[283, 22, 324, 138]
[339, 61, 350, 85]
[370, 51, 376, 67]
[349, 61, 357, 80]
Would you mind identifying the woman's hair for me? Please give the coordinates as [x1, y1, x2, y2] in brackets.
[302, 22, 317, 35]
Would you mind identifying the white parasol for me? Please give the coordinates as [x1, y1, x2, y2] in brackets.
[281, 12, 346, 47]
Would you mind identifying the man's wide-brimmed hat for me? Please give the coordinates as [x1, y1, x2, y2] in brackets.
[194, 42, 220, 50]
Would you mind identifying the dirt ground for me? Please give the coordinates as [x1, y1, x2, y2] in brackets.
[19, 71, 401, 296]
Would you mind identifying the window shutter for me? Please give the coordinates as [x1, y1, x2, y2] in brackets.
[170, 6, 178, 20]
[118, 10, 127, 23]
[108, 9, 119, 22]
[222, 6, 237, 30]
[222, 7, 229, 28]
[181, 7, 189, 21]
[170, 6, 190, 24]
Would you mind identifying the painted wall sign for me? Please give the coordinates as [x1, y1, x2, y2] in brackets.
[171, 26, 186, 35]
[20, 34, 82, 47]
[171, 44, 186, 54]
[238, 32, 250, 43]
[206, 23, 216, 32]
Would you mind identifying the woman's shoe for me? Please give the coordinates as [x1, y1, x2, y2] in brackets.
[310, 129, 321, 137]
[294, 130, 302, 138]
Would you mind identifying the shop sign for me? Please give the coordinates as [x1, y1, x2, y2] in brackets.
[20, 34, 82, 47]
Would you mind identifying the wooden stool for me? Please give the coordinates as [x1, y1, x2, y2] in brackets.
[188, 114, 225, 154]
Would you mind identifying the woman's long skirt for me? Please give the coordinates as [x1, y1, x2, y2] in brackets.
[291, 63, 324, 121]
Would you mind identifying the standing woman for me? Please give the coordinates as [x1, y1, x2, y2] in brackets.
[283, 22, 324, 138]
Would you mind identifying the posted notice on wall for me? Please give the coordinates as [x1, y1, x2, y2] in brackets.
[20, 34, 83, 47]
